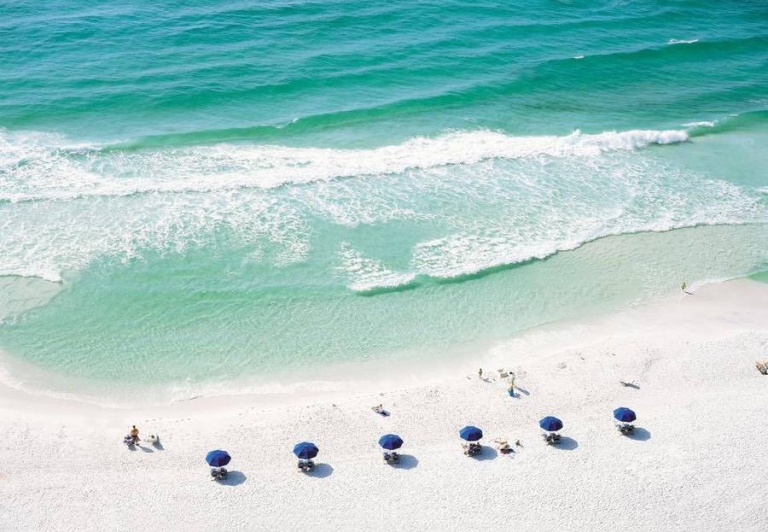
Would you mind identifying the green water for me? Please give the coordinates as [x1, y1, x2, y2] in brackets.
[1, 1, 767, 399]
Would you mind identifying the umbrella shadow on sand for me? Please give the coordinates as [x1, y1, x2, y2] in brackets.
[307, 463, 334, 478]
[391, 454, 419, 470]
[551, 436, 579, 451]
[219, 471, 247, 486]
[627, 428, 651, 441]
[472, 446, 499, 461]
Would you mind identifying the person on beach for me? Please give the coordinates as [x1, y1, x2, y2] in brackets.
[681, 281, 689, 294]
[478, 368, 483, 380]
[130, 425, 139, 445]
[372, 404, 389, 416]
[508, 372, 516, 396]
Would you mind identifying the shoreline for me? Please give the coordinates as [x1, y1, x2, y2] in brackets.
[3, 220, 768, 408]
[2, 275, 766, 418]
[2, 277, 768, 530]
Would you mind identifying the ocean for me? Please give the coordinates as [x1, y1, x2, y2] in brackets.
[1, 0, 767, 400]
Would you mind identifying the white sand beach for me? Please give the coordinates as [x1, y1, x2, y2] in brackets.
[2, 279, 768, 531]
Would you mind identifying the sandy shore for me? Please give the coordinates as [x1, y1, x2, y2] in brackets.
[2, 279, 768, 531]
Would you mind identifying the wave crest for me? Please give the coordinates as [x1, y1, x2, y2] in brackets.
[668, 38, 699, 45]
[2, 125, 764, 288]
[0, 127, 688, 203]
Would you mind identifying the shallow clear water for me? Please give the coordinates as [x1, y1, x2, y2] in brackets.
[1, 1, 767, 397]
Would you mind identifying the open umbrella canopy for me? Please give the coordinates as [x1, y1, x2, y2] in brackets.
[205, 450, 231, 467]
[378, 434, 404, 450]
[293, 442, 319, 460]
[459, 426, 483, 441]
[539, 416, 563, 432]
[613, 407, 637, 422]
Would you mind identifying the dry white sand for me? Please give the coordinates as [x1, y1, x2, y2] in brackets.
[2, 279, 768, 531]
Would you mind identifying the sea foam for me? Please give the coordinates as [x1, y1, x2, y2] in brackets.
[0, 128, 689, 203]
[2, 126, 763, 289]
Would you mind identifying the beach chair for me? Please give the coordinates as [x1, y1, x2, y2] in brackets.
[210, 467, 228, 481]
[298, 460, 315, 472]
[618, 424, 635, 435]
[463, 442, 481, 456]
[494, 438, 513, 454]
[384, 452, 400, 464]
[543, 433, 561, 445]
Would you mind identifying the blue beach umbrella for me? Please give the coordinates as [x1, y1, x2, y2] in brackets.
[539, 416, 563, 432]
[378, 434, 404, 450]
[205, 450, 231, 467]
[459, 426, 483, 441]
[293, 442, 319, 460]
[613, 407, 636, 423]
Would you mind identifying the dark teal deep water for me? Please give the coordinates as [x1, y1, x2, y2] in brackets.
[1, 1, 767, 398]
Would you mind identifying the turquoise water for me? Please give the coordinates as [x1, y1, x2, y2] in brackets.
[1, 1, 768, 398]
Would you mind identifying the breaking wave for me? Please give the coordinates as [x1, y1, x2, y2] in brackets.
[1, 124, 766, 288]
[0, 127, 688, 203]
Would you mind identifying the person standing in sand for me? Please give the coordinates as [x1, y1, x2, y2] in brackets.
[508, 372, 516, 396]
[130, 425, 139, 445]
[478, 368, 483, 380]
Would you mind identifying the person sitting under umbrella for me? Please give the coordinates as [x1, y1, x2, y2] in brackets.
[539, 416, 563, 444]
[459, 426, 483, 456]
[613, 407, 636, 435]
[379, 434, 403, 464]
[294, 442, 319, 472]
[206, 450, 231, 481]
